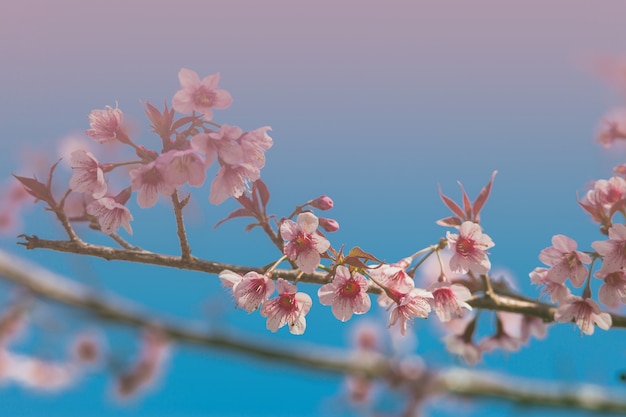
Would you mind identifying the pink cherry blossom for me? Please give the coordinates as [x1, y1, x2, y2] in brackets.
[595, 270, 626, 308]
[368, 258, 415, 300]
[114, 329, 170, 399]
[427, 282, 472, 322]
[444, 334, 482, 364]
[208, 163, 260, 205]
[539, 234, 591, 287]
[129, 157, 178, 208]
[218, 270, 274, 312]
[161, 149, 206, 188]
[350, 322, 380, 351]
[233, 272, 275, 313]
[0, 351, 79, 392]
[172, 68, 233, 120]
[554, 296, 612, 335]
[86, 188, 133, 235]
[260, 279, 312, 335]
[318, 265, 371, 322]
[442, 316, 481, 364]
[280, 212, 331, 273]
[240, 126, 273, 169]
[478, 312, 522, 353]
[345, 374, 372, 405]
[592, 224, 626, 275]
[447, 221, 494, 275]
[529, 267, 571, 303]
[69, 149, 107, 199]
[218, 270, 243, 288]
[85, 105, 130, 144]
[0, 181, 33, 236]
[597, 107, 626, 147]
[190, 125, 244, 167]
[589, 176, 626, 208]
[519, 314, 548, 343]
[387, 288, 433, 336]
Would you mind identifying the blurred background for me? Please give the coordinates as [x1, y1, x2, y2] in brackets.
[2, 1, 626, 416]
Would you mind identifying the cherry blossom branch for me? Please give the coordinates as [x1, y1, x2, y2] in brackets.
[171, 190, 192, 260]
[0, 249, 625, 413]
[17, 235, 326, 285]
[17, 235, 626, 328]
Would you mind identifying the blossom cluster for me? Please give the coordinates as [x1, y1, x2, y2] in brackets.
[528, 120, 626, 335]
[67, 68, 273, 235]
[221, 206, 487, 339]
[12, 60, 626, 392]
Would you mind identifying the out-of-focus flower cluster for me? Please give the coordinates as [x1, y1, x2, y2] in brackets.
[55, 68, 274, 235]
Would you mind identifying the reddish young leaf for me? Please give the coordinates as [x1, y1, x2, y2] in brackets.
[343, 257, 368, 270]
[235, 194, 257, 212]
[472, 170, 498, 219]
[144, 101, 162, 126]
[254, 180, 271, 210]
[347, 246, 384, 265]
[171, 115, 199, 132]
[145, 101, 175, 139]
[244, 223, 262, 232]
[457, 181, 472, 219]
[12, 175, 53, 205]
[437, 184, 466, 219]
[214, 208, 255, 229]
[435, 216, 463, 227]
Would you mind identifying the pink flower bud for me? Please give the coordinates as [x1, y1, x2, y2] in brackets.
[319, 217, 339, 232]
[310, 195, 334, 210]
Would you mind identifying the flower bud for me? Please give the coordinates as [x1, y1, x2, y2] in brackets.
[310, 195, 333, 210]
[319, 217, 339, 232]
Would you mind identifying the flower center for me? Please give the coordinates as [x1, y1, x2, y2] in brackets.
[340, 279, 360, 297]
[141, 166, 164, 185]
[193, 87, 216, 107]
[456, 237, 473, 257]
[294, 233, 314, 250]
[279, 294, 295, 311]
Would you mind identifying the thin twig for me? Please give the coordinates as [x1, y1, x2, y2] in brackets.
[171, 190, 192, 260]
[109, 232, 138, 250]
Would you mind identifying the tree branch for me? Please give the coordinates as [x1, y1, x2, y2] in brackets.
[0, 249, 625, 413]
[17, 236, 626, 327]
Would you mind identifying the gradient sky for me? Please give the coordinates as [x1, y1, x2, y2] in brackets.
[2, 1, 626, 416]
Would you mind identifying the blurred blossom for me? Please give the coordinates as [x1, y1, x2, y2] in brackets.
[114, 329, 170, 400]
[597, 108, 626, 147]
[172, 68, 233, 120]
